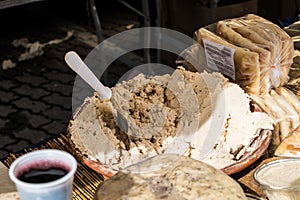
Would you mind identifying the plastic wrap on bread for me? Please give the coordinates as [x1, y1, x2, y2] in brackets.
[195, 27, 261, 95]
[187, 14, 294, 96]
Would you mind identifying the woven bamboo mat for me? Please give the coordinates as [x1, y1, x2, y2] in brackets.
[1, 133, 104, 200]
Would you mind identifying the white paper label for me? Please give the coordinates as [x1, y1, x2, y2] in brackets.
[203, 39, 235, 80]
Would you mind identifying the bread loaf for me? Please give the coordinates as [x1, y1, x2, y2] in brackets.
[195, 14, 294, 95]
[216, 19, 272, 95]
[196, 28, 260, 94]
[244, 14, 293, 88]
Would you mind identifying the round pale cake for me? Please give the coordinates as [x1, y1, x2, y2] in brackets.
[95, 154, 247, 200]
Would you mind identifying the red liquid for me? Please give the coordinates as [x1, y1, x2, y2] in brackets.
[17, 160, 70, 183]
[18, 167, 68, 183]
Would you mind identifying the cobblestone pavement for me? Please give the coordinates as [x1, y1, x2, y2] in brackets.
[0, 1, 145, 158]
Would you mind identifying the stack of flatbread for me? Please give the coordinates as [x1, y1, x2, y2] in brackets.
[195, 14, 294, 95]
[250, 87, 300, 146]
[275, 125, 300, 157]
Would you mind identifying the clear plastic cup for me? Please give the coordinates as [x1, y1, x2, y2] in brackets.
[9, 149, 77, 200]
[254, 158, 300, 200]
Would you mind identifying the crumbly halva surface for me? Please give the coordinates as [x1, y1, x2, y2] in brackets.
[70, 67, 274, 170]
[95, 73, 181, 153]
